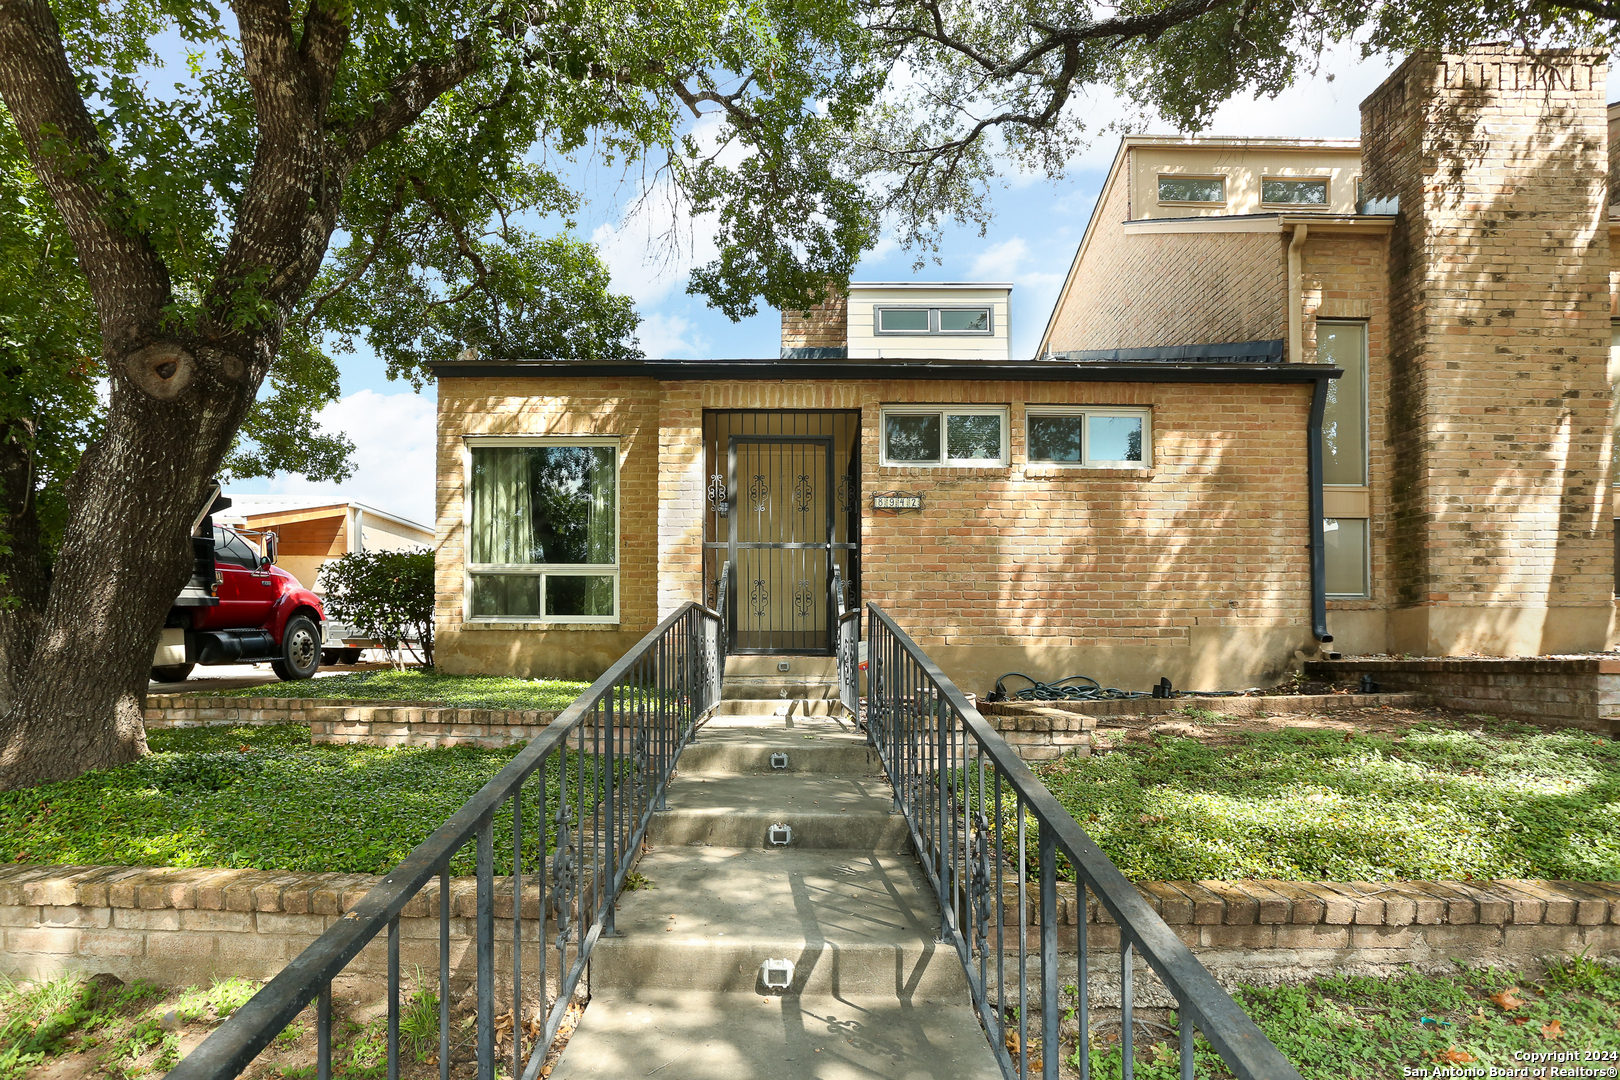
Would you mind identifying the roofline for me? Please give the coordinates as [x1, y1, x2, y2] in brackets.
[848, 281, 1014, 289]
[429, 358, 1341, 384]
[228, 498, 433, 536]
[1118, 134, 1362, 151]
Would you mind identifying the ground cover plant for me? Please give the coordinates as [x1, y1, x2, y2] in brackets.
[1031, 712, 1620, 882]
[1075, 955, 1620, 1080]
[0, 970, 577, 1080]
[200, 670, 590, 713]
[0, 725, 599, 875]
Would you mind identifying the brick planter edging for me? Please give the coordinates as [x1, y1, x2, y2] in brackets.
[977, 692, 1429, 720]
[6, 864, 1616, 994]
[144, 696, 564, 749]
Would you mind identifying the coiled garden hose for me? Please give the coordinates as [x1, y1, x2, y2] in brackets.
[986, 672, 1258, 703]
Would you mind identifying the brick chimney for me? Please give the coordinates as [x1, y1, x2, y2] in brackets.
[779, 289, 848, 358]
[1361, 45, 1614, 653]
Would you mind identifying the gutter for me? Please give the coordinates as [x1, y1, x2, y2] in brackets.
[1287, 219, 1332, 643]
[1307, 372, 1333, 644]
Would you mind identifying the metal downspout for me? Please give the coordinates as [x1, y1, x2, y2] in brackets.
[1308, 375, 1333, 644]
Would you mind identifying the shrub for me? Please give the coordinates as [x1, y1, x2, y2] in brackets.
[318, 549, 434, 666]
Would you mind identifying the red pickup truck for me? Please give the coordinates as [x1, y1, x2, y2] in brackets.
[150, 486, 327, 682]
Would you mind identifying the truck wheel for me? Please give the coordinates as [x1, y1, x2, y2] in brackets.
[150, 663, 194, 683]
[272, 616, 322, 680]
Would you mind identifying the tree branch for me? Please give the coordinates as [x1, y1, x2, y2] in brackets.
[338, 37, 483, 166]
[0, 0, 173, 350]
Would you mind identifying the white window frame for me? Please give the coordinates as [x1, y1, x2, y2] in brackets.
[463, 436, 621, 624]
[879, 406, 1009, 467]
[874, 305, 994, 336]
[1157, 174, 1226, 206]
[1024, 406, 1153, 469]
[1260, 174, 1331, 208]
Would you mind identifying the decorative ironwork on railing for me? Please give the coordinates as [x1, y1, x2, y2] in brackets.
[832, 565, 859, 717]
[857, 605, 1302, 1080]
[168, 602, 724, 1080]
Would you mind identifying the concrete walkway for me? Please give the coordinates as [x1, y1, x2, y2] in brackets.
[553, 684, 1001, 1080]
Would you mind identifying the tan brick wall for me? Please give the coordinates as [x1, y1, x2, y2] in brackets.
[1299, 231, 1393, 641]
[779, 290, 848, 351]
[440, 374, 1319, 690]
[1045, 168, 1288, 354]
[1361, 48, 1615, 653]
[1304, 656, 1620, 735]
[435, 377, 662, 679]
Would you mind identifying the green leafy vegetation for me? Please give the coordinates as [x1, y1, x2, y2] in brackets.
[1032, 717, 1620, 881]
[202, 670, 590, 713]
[0, 972, 163, 1080]
[317, 551, 437, 666]
[0, 725, 597, 875]
[1078, 958, 1620, 1079]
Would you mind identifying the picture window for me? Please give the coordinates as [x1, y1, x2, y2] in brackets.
[1324, 518, 1369, 598]
[465, 439, 619, 622]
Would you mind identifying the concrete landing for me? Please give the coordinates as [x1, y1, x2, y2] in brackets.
[551, 991, 999, 1080]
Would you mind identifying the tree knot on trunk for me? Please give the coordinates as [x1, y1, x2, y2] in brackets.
[124, 343, 197, 400]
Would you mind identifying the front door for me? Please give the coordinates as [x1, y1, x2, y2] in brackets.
[728, 436, 833, 654]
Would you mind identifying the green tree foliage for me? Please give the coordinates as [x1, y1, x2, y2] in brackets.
[317, 550, 437, 667]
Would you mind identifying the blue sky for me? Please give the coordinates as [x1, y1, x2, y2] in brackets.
[231, 44, 1400, 526]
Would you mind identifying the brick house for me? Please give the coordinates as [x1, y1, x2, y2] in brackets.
[429, 45, 1618, 696]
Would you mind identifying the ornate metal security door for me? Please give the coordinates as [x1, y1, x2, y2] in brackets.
[728, 436, 834, 654]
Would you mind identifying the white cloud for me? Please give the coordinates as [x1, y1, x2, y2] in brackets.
[243, 388, 437, 527]
[637, 311, 708, 358]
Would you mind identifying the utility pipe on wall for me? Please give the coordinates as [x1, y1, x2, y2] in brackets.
[1290, 221, 1333, 643]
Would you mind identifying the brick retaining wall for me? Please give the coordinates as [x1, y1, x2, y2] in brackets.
[144, 696, 563, 748]
[1304, 658, 1620, 736]
[6, 865, 1614, 998]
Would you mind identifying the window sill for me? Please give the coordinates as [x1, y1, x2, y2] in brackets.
[877, 464, 1010, 477]
[460, 620, 622, 630]
[1021, 465, 1153, 478]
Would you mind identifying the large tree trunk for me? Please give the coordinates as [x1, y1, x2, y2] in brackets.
[0, 425, 51, 713]
[0, 342, 262, 790]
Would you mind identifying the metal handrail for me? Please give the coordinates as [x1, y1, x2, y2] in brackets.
[169, 601, 724, 1080]
[861, 604, 1302, 1080]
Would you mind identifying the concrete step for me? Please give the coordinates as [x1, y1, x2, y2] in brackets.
[722, 656, 837, 679]
[713, 697, 844, 716]
[700, 711, 864, 740]
[722, 676, 839, 700]
[646, 774, 907, 851]
[679, 741, 882, 776]
[593, 848, 961, 998]
[550, 990, 1000, 1080]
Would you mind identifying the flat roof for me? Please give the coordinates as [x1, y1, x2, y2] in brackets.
[430, 357, 1340, 384]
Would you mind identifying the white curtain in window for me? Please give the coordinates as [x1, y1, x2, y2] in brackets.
[586, 448, 615, 564]
[471, 448, 535, 564]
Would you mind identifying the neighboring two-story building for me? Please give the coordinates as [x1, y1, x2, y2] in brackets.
[429, 45, 1618, 696]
